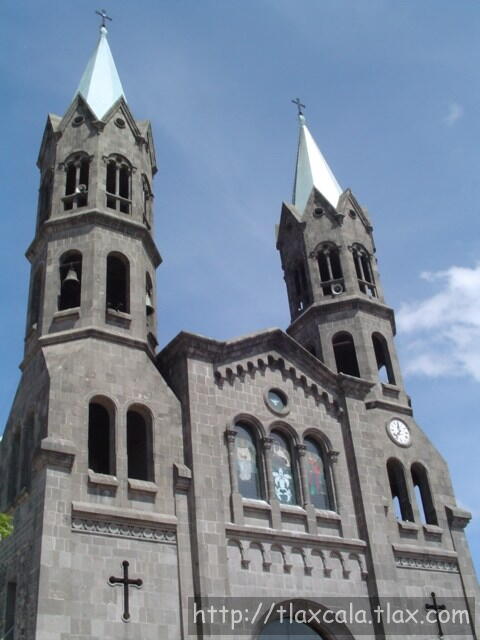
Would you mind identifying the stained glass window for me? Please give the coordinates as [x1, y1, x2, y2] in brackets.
[234, 423, 262, 500]
[305, 438, 331, 510]
[271, 431, 297, 505]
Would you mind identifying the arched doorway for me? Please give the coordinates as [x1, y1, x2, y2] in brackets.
[259, 620, 325, 639]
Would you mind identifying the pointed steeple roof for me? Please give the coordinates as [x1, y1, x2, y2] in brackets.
[293, 114, 342, 213]
[74, 25, 126, 120]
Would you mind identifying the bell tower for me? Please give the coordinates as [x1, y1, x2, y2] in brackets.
[277, 110, 405, 396]
[26, 21, 160, 358]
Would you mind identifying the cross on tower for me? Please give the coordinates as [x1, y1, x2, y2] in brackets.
[292, 97, 306, 116]
[425, 591, 447, 638]
[95, 9, 112, 28]
[109, 561, 143, 622]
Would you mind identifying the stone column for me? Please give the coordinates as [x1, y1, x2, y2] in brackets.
[296, 443, 317, 534]
[263, 436, 281, 530]
[225, 428, 243, 524]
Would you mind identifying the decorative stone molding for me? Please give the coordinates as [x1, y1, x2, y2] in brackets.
[88, 470, 119, 488]
[174, 462, 192, 493]
[395, 555, 458, 573]
[71, 517, 176, 544]
[446, 505, 472, 530]
[34, 436, 77, 471]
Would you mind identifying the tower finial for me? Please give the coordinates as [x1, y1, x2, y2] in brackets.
[95, 8, 112, 32]
[292, 97, 306, 120]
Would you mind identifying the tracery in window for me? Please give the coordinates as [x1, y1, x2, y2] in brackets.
[271, 431, 297, 505]
[233, 423, 262, 500]
[352, 244, 376, 297]
[63, 153, 89, 211]
[106, 154, 131, 214]
[317, 243, 344, 295]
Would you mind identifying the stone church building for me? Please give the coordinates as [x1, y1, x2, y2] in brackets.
[0, 21, 478, 640]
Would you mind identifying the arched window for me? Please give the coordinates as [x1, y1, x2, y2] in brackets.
[317, 243, 344, 295]
[271, 431, 298, 505]
[304, 437, 332, 510]
[106, 253, 130, 313]
[260, 619, 326, 638]
[372, 333, 395, 384]
[142, 174, 152, 228]
[127, 408, 154, 481]
[233, 423, 263, 500]
[63, 153, 89, 211]
[38, 169, 53, 225]
[352, 244, 376, 297]
[59, 251, 82, 310]
[88, 400, 115, 475]
[291, 263, 311, 316]
[146, 272, 154, 318]
[387, 458, 414, 522]
[106, 155, 131, 214]
[332, 332, 360, 377]
[411, 462, 438, 525]
[28, 267, 43, 330]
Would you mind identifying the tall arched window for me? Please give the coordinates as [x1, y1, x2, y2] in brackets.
[59, 251, 82, 310]
[260, 619, 326, 638]
[106, 253, 130, 313]
[372, 333, 395, 384]
[28, 267, 43, 330]
[387, 458, 414, 522]
[63, 153, 90, 211]
[38, 169, 53, 225]
[271, 431, 298, 505]
[291, 263, 311, 316]
[304, 437, 332, 510]
[142, 174, 152, 228]
[106, 155, 131, 214]
[233, 423, 263, 500]
[88, 399, 115, 475]
[317, 243, 344, 295]
[352, 244, 376, 297]
[411, 462, 438, 525]
[332, 332, 360, 377]
[127, 408, 154, 481]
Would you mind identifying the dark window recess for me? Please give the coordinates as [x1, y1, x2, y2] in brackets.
[317, 245, 344, 295]
[5, 582, 17, 640]
[352, 244, 376, 297]
[372, 333, 395, 384]
[411, 463, 438, 525]
[291, 263, 311, 315]
[88, 403, 113, 475]
[7, 432, 20, 505]
[63, 156, 89, 211]
[28, 268, 43, 329]
[127, 410, 153, 481]
[38, 170, 53, 225]
[142, 175, 152, 227]
[105, 156, 131, 214]
[332, 332, 360, 377]
[106, 254, 129, 313]
[387, 458, 414, 522]
[59, 252, 82, 311]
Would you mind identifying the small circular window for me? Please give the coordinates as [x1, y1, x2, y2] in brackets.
[72, 116, 84, 127]
[313, 207, 324, 217]
[115, 117, 126, 129]
[264, 388, 289, 415]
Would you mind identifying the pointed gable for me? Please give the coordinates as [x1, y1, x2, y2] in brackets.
[74, 26, 126, 120]
[293, 115, 342, 213]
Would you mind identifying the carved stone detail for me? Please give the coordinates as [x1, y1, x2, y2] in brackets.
[71, 516, 176, 544]
[396, 555, 459, 573]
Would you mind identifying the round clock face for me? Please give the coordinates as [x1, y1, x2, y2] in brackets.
[387, 419, 411, 447]
[266, 389, 287, 413]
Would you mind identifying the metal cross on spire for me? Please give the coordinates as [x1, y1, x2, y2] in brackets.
[292, 98, 306, 117]
[95, 9, 112, 28]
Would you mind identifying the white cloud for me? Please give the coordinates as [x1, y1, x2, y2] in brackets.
[444, 102, 464, 126]
[397, 264, 480, 380]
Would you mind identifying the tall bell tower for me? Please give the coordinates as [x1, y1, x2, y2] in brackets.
[277, 110, 406, 397]
[0, 19, 187, 639]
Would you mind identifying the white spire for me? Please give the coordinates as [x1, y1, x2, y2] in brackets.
[75, 25, 126, 120]
[293, 114, 342, 213]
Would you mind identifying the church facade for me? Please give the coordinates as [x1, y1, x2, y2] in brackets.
[0, 22, 478, 640]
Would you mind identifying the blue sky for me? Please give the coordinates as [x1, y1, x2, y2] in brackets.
[1, 1, 479, 576]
